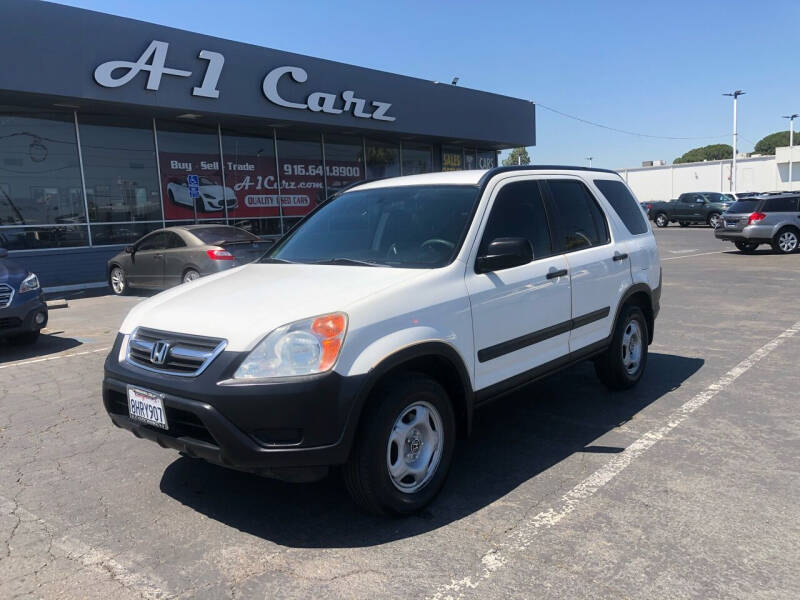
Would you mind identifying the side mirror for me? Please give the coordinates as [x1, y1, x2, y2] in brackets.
[125, 245, 134, 254]
[475, 237, 533, 274]
[0, 247, 8, 259]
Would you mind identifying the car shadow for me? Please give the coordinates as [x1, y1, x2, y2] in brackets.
[159, 352, 703, 548]
[0, 330, 84, 362]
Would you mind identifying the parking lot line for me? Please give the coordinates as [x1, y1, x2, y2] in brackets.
[661, 250, 724, 261]
[0, 346, 110, 370]
[427, 319, 800, 600]
[0, 495, 171, 600]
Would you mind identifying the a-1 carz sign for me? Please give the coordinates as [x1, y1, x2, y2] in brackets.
[93, 40, 397, 123]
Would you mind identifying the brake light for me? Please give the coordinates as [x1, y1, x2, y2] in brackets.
[206, 248, 235, 260]
[747, 212, 766, 225]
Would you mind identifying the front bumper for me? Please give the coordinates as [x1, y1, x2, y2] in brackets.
[0, 292, 48, 337]
[102, 334, 366, 478]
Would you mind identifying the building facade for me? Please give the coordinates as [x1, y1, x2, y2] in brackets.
[0, 0, 535, 288]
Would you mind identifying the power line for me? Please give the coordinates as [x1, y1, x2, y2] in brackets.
[535, 102, 730, 141]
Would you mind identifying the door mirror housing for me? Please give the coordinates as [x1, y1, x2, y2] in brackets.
[475, 237, 533, 274]
[124, 245, 134, 254]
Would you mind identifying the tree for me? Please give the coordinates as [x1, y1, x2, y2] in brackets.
[673, 144, 732, 164]
[753, 131, 799, 155]
[502, 147, 531, 166]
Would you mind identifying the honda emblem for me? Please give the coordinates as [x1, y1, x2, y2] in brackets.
[150, 340, 171, 365]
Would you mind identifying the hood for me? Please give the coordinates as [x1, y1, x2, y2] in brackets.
[120, 263, 426, 351]
[0, 258, 27, 284]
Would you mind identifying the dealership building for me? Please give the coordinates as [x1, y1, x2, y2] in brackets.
[0, 0, 535, 288]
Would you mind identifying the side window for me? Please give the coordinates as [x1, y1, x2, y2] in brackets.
[763, 197, 799, 212]
[544, 180, 609, 252]
[137, 232, 168, 251]
[593, 179, 648, 235]
[165, 232, 185, 248]
[478, 180, 552, 260]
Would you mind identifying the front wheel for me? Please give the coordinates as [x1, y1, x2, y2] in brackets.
[707, 213, 722, 228]
[595, 304, 649, 390]
[772, 227, 799, 254]
[343, 373, 456, 515]
[654, 213, 669, 228]
[734, 240, 759, 254]
[109, 266, 128, 295]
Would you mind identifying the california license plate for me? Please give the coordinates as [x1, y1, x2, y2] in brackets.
[127, 386, 168, 429]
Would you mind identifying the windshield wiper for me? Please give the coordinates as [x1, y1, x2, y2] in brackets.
[313, 258, 382, 267]
[260, 257, 294, 264]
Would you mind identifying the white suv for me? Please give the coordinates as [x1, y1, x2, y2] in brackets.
[103, 166, 662, 515]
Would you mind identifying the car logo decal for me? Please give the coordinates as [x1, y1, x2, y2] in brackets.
[150, 340, 171, 365]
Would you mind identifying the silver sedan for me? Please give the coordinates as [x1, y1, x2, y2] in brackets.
[107, 225, 274, 295]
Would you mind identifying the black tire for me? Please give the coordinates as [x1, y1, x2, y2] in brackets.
[734, 240, 759, 254]
[109, 265, 128, 295]
[679, 221, 690, 227]
[594, 304, 649, 390]
[343, 373, 456, 515]
[654, 213, 669, 228]
[707, 212, 722, 229]
[9, 331, 40, 345]
[771, 227, 799, 254]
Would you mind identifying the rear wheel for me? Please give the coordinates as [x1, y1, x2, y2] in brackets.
[595, 304, 648, 390]
[707, 212, 722, 228]
[679, 221, 690, 227]
[182, 269, 200, 284]
[772, 227, 799, 254]
[654, 213, 669, 228]
[734, 240, 759, 254]
[109, 266, 128, 295]
[343, 373, 455, 515]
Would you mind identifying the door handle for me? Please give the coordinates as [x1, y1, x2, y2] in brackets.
[613, 253, 629, 262]
[546, 268, 568, 280]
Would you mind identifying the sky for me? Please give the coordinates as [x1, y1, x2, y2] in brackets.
[54, 0, 800, 169]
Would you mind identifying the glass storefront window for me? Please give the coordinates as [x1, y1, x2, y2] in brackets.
[0, 225, 88, 250]
[324, 135, 363, 197]
[90, 221, 162, 246]
[0, 107, 85, 233]
[402, 143, 433, 175]
[156, 121, 225, 223]
[78, 115, 161, 228]
[478, 149, 498, 169]
[464, 148, 477, 170]
[365, 139, 400, 179]
[276, 132, 325, 223]
[442, 146, 464, 171]
[222, 128, 282, 236]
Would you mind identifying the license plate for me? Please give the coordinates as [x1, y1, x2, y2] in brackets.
[726, 221, 738, 228]
[127, 386, 168, 429]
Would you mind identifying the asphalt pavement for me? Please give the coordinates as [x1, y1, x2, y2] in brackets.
[1, 226, 798, 599]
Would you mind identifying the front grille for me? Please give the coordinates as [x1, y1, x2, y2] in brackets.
[0, 317, 22, 329]
[106, 389, 218, 446]
[126, 327, 226, 376]
[0, 284, 13, 308]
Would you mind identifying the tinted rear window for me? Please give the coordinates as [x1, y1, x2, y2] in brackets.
[762, 197, 799, 212]
[727, 200, 758, 213]
[593, 179, 648, 235]
[191, 226, 259, 244]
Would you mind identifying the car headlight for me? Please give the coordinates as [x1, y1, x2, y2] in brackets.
[19, 272, 40, 294]
[233, 312, 347, 379]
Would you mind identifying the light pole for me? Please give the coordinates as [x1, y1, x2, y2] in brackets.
[723, 90, 745, 193]
[586, 156, 593, 168]
[783, 114, 798, 190]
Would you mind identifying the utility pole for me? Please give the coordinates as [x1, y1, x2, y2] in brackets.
[586, 156, 593, 168]
[723, 90, 745, 193]
[783, 114, 798, 190]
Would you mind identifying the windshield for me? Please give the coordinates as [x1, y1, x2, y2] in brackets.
[726, 200, 759, 213]
[191, 226, 259, 244]
[264, 185, 479, 268]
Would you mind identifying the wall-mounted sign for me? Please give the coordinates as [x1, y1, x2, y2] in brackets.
[93, 40, 396, 122]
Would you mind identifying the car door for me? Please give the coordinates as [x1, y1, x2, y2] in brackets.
[673, 194, 694, 220]
[542, 178, 632, 353]
[129, 232, 168, 288]
[465, 178, 572, 391]
[161, 231, 188, 287]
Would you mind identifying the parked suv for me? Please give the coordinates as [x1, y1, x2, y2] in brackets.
[0, 247, 47, 344]
[715, 193, 800, 253]
[102, 167, 662, 514]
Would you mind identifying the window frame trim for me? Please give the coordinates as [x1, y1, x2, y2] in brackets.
[540, 178, 611, 255]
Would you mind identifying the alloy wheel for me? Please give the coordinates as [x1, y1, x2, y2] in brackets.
[183, 269, 200, 283]
[778, 231, 798, 253]
[709, 214, 721, 228]
[110, 267, 125, 294]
